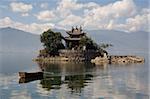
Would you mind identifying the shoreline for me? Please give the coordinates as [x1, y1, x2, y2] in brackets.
[91, 55, 145, 65]
[33, 55, 145, 65]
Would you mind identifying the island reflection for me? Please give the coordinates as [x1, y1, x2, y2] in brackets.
[18, 61, 148, 98]
[38, 62, 103, 93]
[20, 62, 107, 94]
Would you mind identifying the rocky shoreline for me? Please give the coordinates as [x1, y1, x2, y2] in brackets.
[91, 55, 145, 65]
[34, 55, 144, 65]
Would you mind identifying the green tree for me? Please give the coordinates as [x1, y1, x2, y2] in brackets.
[40, 29, 65, 56]
[99, 43, 113, 49]
[96, 43, 113, 57]
[79, 36, 98, 50]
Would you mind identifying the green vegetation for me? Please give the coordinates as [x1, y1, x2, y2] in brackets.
[79, 36, 112, 54]
[99, 43, 113, 49]
[39, 29, 112, 57]
[40, 29, 65, 56]
[79, 36, 98, 50]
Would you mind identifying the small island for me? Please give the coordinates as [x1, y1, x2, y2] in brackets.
[34, 26, 144, 64]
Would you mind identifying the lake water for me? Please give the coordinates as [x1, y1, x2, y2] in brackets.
[0, 51, 149, 99]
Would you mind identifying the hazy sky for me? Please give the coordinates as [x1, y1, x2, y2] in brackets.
[0, 0, 149, 34]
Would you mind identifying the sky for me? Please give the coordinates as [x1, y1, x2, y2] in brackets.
[0, 0, 149, 34]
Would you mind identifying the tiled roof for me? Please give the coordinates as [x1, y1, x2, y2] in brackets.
[66, 30, 85, 35]
[64, 37, 81, 41]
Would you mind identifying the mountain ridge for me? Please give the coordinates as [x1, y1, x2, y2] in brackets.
[0, 27, 148, 53]
[0, 27, 42, 52]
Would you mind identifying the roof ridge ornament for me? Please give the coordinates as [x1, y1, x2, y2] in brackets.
[76, 26, 78, 30]
[72, 26, 74, 33]
[80, 25, 82, 32]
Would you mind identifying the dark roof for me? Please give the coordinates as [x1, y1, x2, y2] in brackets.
[63, 37, 81, 41]
[66, 30, 86, 36]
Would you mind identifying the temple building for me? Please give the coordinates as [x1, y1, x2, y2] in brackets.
[58, 26, 100, 61]
[63, 26, 86, 50]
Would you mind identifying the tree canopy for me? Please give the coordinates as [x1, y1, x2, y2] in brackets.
[79, 36, 98, 50]
[99, 43, 113, 49]
[40, 29, 65, 56]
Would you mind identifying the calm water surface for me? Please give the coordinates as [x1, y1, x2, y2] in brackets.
[0, 51, 149, 99]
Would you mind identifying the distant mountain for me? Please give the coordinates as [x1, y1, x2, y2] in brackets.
[87, 30, 148, 50]
[0, 27, 42, 52]
[52, 29, 148, 50]
[86, 30, 149, 54]
[0, 27, 148, 53]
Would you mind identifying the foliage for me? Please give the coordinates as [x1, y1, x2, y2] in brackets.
[38, 49, 49, 57]
[79, 36, 113, 56]
[96, 43, 113, 57]
[99, 43, 113, 49]
[40, 29, 65, 56]
[79, 36, 98, 50]
[68, 42, 73, 49]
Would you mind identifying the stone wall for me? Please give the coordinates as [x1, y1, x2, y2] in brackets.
[59, 49, 100, 61]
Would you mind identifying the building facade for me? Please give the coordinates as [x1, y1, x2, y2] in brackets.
[63, 26, 86, 50]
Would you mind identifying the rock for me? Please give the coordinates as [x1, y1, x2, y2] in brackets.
[110, 55, 144, 64]
[91, 55, 144, 65]
[91, 56, 109, 64]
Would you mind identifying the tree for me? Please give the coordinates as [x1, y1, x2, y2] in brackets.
[99, 43, 113, 49]
[96, 43, 113, 57]
[40, 29, 65, 56]
[79, 36, 98, 50]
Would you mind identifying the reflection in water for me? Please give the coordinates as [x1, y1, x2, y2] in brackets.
[40, 76, 61, 91]
[17, 61, 149, 99]
[37, 62, 97, 93]
[1, 52, 148, 99]
[37, 62, 148, 99]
